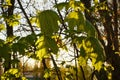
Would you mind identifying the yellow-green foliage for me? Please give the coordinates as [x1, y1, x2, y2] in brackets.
[1, 68, 27, 80]
[49, 65, 93, 80]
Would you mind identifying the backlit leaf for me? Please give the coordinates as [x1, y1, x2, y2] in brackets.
[37, 10, 60, 36]
[69, 0, 85, 11]
[78, 37, 105, 71]
[36, 36, 46, 60]
[69, 0, 75, 8]
[44, 69, 51, 79]
[9, 20, 19, 27]
[5, 14, 21, 27]
[84, 20, 97, 37]
[36, 35, 58, 60]
[94, 0, 99, 4]
[5, 0, 12, 6]
[94, 61, 103, 71]
[84, 37, 105, 60]
[1, 68, 27, 80]
[65, 11, 85, 30]
[54, 2, 69, 10]
[30, 17, 37, 25]
[9, 68, 19, 75]
[0, 24, 5, 31]
[45, 36, 58, 54]
[73, 36, 86, 48]
[78, 56, 87, 66]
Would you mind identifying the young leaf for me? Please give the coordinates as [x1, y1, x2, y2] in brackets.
[69, 0, 75, 8]
[84, 37, 105, 59]
[78, 37, 105, 71]
[0, 24, 5, 31]
[35, 36, 47, 60]
[5, 14, 21, 27]
[78, 56, 87, 66]
[85, 37, 105, 70]
[37, 10, 60, 36]
[65, 11, 85, 30]
[44, 69, 51, 79]
[94, 61, 103, 71]
[69, 0, 85, 11]
[35, 35, 58, 60]
[73, 36, 86, 48]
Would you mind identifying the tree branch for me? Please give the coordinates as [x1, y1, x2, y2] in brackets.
[50, 54, 62, 80]
[113, 0, 119, 51]
[54, 0, 67, 30]
[17, 0, 34, 33]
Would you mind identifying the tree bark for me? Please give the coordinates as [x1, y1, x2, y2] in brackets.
[81, 0, 120, 79]
[4, 0, 15, 72]
[98, 0, 120, 80]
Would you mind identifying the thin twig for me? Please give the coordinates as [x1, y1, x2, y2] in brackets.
[73, 43, 86, 80]
[50, 54, 62, 80]
[54, 0, 67, 30]
[17, 0, 34, 33]
[73, 43, 79, 80]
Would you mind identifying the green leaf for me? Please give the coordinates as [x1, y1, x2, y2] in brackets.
[12, 43, 26, 55]
[80, 46, 86, 57]
[94, 61, 103, 71]
[78, 37, 105, 71]
[45, 36, 58, 54]
[1, 68, 27, 80]
[84, 37, 105, 60]
[67, 18, 78, 30]
[11, 34, 37, 56]
[78, 56, 87, 66]
[84, 20, 97, 37]
[94, 0, 99, 4]
[11, 59, 20, 65]
[0, 39, 4, 47]
[5, 14, 21, 27]
[35, 35, 48, 60]
[37, 10, 60, 36]
[85, 37, 105, 70]
[65, 11, 85, 30]
[25, 33, 37, 45]
[0, 44, 11, 59]
[54, 2, 69, 10]
[36, 35, 58, 60]
[73, 36, 86, 48]
[44, 69, 51, 79]
[0, 24, 5, 31]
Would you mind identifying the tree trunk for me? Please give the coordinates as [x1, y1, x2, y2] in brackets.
[4, 0, 15, 72]
[97, 0, 120, 80]
[81, 0, 120, 79]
